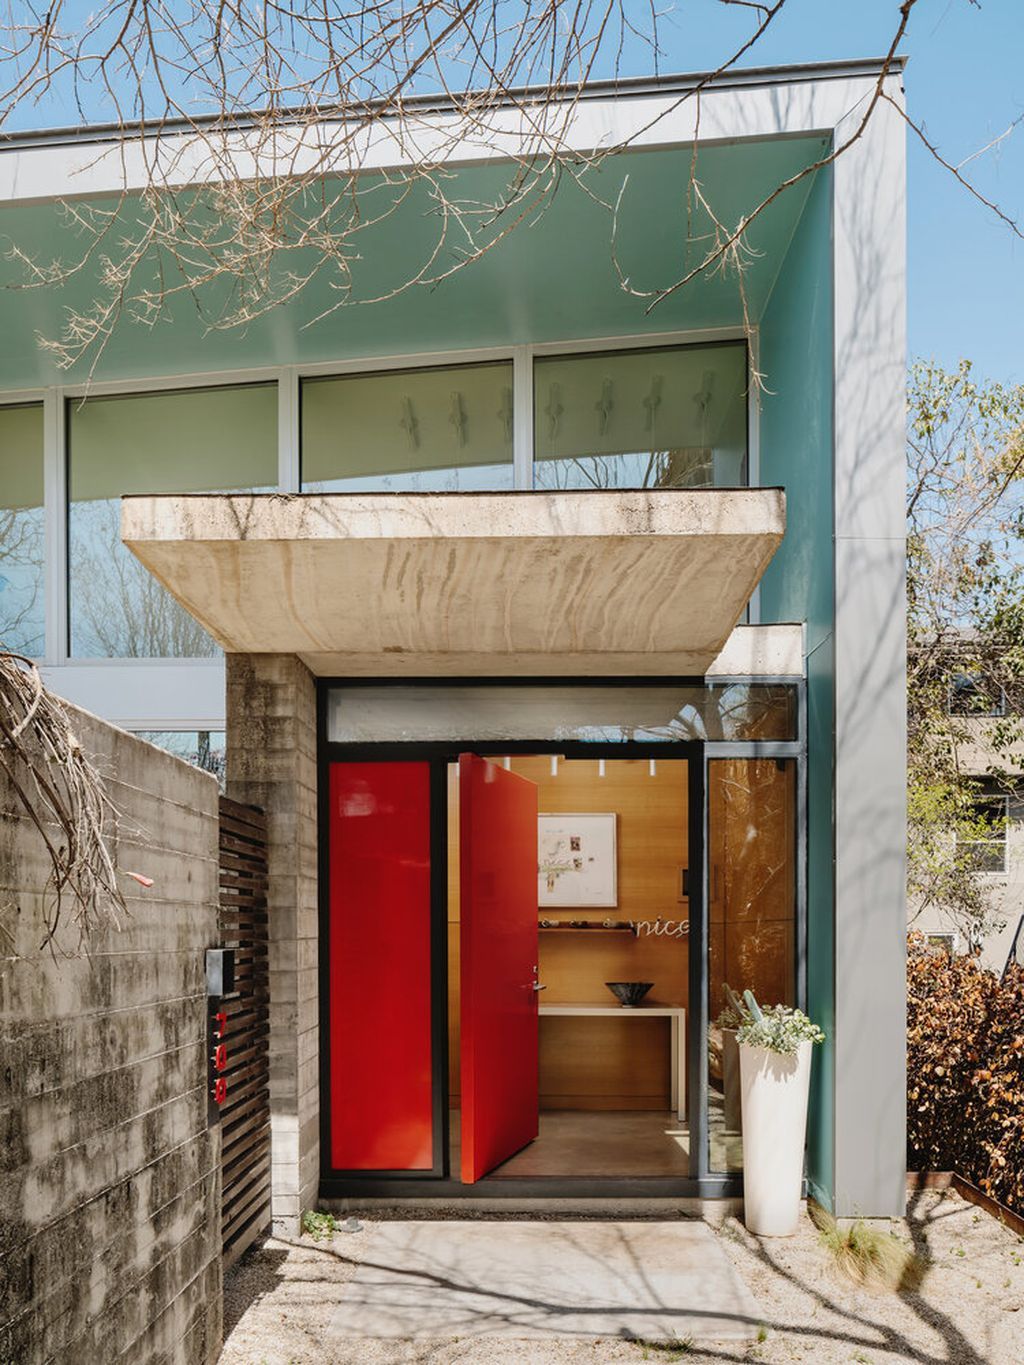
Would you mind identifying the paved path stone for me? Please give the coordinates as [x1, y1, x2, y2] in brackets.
[328, 1219, 765, 1346]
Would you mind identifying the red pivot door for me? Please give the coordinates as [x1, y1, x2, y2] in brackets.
[459, 753, 539, 1184]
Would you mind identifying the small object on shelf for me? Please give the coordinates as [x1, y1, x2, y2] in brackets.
[605, 981, 654, 1008]
[538, 918, 634, 932]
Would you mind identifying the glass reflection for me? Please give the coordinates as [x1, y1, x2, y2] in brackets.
[68, 384, 277, 657]
[0, 404, 45, 656]
[534, 343, 747, 490]
[301, 362, 514, 493]
[327, 683, 797, 744]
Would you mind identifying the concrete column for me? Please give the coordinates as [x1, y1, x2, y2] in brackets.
[830, 80, 907, 1217]
[226, 653, 319, 1232]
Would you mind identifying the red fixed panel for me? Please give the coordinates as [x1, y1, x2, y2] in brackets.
[459, 754, 539, 1183]
[329, 762, 433, 1171]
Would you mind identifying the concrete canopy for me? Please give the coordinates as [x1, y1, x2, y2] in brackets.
[122, 489, 784, 676]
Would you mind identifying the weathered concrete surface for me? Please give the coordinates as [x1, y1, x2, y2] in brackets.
[0, 707, 222, 1364]
[707, 623, 802, 677]
[326, 1220, 764, 1345]
[226, 654, 318, 1235]
[122, 490, 785, 676]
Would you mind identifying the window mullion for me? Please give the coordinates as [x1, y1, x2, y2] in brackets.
[43, 388, 67, 665]
[279, 367, 300, 492]
[513, 346, 533, 489]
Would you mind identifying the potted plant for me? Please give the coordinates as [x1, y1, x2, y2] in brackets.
[737, 990, 824, 1237]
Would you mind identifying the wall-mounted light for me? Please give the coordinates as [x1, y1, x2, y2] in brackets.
[550, 755, 559, 778]
[649, 759, 657, 778]
[598, 758, 606, 778]
[503, 756, 511, 770]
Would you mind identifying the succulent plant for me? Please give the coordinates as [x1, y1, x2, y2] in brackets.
[737, 997, 825, 1056]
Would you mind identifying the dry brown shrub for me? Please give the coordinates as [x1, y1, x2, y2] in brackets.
[907, 932, 1024, 1214]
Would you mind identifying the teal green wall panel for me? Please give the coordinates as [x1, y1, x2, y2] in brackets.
[758, 164, 835, 1206]
[0, 139, 826, 389]
[804, 631, 836, 1209]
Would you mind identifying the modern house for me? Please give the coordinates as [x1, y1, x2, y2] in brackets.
[0, 59, 907, 1223]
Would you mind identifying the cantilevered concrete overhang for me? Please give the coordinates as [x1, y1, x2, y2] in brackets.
[121, 489, 785, 676]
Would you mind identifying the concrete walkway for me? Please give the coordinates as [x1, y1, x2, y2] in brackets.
[327, 1220, 764, 1347]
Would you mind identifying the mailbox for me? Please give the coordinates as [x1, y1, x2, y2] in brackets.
[206, 947, 235, 997]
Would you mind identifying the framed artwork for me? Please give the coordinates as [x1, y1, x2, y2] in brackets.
[538, 812, 617, 907]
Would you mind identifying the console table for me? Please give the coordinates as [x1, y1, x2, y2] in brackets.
[538, 1003, 686, 1121]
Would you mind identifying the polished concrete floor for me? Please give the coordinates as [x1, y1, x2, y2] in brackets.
[451, 1109, 690, 1178]
[450, 1104, 743, 1178]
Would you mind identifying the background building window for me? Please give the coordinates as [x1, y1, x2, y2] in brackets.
[533, 342, 747, 490]
[0, 403, 45, 657]
[68, 384, 277, 657]
[925, 931, 959, 955]
[301, 361, 514, 493]
[959, 780, 1009, 873]
[948, 671, 1006, 717]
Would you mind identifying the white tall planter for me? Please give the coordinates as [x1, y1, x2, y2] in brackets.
[739, 1038, 812, 1237]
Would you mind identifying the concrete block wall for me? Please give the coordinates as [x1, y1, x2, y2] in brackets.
[0, 705, 222, 1363]
[225, 653, 319, 1232]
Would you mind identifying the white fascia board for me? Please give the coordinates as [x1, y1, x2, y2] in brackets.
[0, 73, 885, 206]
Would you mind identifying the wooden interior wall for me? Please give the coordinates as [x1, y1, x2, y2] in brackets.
[448, 758, 689, 1111]
[708, 757, 796, 1021]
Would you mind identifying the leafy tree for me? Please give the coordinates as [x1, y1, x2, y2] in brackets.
[907, 360, 1024, 947]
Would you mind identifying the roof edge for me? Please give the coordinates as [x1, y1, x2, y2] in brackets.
[0, 56, 905, 154]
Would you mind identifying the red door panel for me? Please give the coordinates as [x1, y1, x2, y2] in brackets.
[459, 754, 539, 1183]
[329, 762, 434, 1171]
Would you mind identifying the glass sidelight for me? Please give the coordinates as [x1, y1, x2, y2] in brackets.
[706, 757, 798, 1174]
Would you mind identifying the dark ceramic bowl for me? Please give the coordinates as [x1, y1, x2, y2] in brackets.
[605, 981, 654, 1008]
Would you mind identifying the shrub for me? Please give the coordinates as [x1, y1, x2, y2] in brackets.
[907, 932, 1024, 1214]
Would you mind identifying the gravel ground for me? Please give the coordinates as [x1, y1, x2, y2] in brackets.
[220, 1191, 1024, 1365]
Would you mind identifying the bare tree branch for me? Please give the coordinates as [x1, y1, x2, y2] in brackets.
[0, 1, 1017, 376]
[0, 650, 128, 951]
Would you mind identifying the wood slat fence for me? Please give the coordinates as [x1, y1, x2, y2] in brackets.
[218, 797, 272, 1269]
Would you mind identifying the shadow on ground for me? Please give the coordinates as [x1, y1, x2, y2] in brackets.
[220, 1193, 1024, 1364]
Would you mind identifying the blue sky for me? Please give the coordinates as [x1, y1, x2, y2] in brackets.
[9, 1, 1023, 383]
[639, 0, 1024, 383]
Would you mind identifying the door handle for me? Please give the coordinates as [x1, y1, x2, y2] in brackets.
[532, 983, 547, 991]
